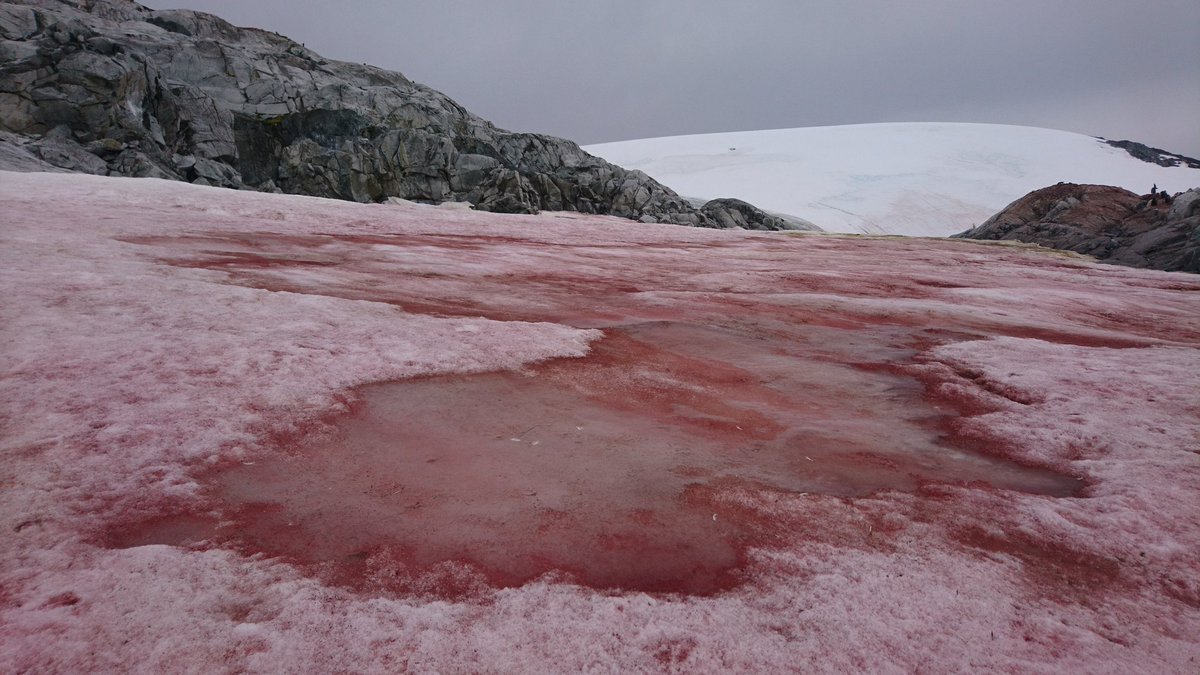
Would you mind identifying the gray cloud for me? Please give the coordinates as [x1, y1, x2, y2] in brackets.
[140, 0, 1200, 156]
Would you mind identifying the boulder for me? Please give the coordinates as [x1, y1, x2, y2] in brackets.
[700, 197, 821, 231]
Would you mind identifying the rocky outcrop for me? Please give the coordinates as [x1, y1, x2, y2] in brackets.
[699, 197, 818, 231]
[954, 183, 1200, 273]
[1101, 139, 1200, 169]
[0, 0, 802, 230]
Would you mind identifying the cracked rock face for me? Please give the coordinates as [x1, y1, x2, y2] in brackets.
[0, 0, 796, 229]
[954, 183, 1200, 273]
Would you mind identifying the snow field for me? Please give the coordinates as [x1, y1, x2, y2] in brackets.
[585, 123, 1200, 236]
[2, 170, 1199, 672]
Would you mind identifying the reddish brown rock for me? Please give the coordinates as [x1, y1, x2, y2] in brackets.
[955, 183, 1200, 273]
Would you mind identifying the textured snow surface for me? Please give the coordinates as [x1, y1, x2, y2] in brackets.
[2, 171, 1199, 672]
[585, 123, 1200, 236]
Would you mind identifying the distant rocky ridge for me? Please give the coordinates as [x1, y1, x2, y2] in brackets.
[1100, 139, 1200, 170]
[955, 183, 1200, 273]
[0, 0, 813, 230]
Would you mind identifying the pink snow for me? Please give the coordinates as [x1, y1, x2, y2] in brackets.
[1, 170, 1198, 672]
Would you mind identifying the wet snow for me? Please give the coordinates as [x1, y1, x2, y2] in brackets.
[2, 170, 1199, 672]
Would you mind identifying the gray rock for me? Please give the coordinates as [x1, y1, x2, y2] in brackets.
[32, 133, 109, 173]
[108, 147, 173, 178]
[0, 129, 66, 171]
[1168, 187, 1200, 221]
[0, 0, 799, 231]
[700, 197, 821, 232]
[0, 5, 37, 40]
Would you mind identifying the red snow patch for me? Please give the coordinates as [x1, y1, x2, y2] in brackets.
[113, 322, 1078, 597]
[124, 231, 1200, 344]
[952, 524, 1126, 606]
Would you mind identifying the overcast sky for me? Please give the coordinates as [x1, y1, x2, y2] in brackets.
[140, 0, 1200, 156]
